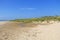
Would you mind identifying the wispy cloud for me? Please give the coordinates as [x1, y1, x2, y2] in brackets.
[20, 8, 36, 10]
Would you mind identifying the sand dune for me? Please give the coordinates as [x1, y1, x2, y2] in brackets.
[0, 21, 60, 40]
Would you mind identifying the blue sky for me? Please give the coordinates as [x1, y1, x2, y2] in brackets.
[0, 0, 59, 20]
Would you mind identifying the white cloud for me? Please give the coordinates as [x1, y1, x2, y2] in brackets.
[20, 8, 36, 10]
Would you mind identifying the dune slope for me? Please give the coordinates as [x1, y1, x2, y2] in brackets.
[0, 21, 60, 40]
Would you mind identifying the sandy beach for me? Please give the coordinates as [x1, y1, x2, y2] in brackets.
[0, 21, 60, 40]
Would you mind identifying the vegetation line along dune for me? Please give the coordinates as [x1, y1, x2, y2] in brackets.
[10, 16, 60, 24]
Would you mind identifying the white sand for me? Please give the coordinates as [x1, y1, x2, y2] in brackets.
[0, 22, 60, 40]
[0, 21, 8, 25]
[38, 22, 60, 40]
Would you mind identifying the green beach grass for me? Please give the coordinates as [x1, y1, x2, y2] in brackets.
[10, 16, 60, 23]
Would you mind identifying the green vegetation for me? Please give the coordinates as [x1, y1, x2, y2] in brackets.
[11, 16, 60, 23]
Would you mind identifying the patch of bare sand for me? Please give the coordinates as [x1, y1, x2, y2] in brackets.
[0, 22, 60, 40]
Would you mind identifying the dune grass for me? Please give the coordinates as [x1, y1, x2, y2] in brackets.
[10, 16, 60, 23]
